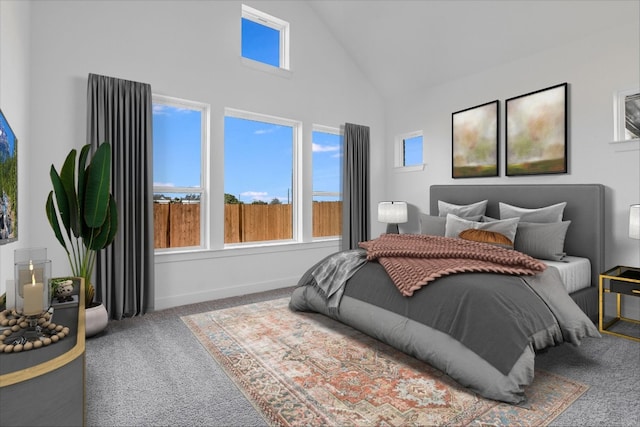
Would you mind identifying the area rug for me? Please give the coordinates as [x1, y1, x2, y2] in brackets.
[182, 297, 588, 426]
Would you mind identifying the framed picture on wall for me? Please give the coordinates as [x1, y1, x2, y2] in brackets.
[613, 87, 640, 142]
[505, 83, 568, 176]
[451, 100, 499, 178]
[0, 108, 18, 244]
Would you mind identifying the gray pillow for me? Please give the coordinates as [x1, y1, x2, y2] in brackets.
[438, 200, 488, 218]
[419, 214, 446, 236]
[514, 221, 571, 261]
[444, 214, 519, 243]
[499, 201, 566, 223]
[420, 214, 483, 236]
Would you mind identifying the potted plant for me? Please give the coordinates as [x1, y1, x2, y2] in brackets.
[45, 142, 118, 336]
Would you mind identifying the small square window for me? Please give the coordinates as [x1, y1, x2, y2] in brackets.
[395, 131, 424, 170]
[241, 5, 290, 70]
[403, 135, 423, 167]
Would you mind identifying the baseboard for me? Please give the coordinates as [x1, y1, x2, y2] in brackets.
[153, 277, 297, 311]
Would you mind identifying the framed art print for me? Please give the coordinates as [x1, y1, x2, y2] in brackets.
[613, 87, 640, 142]
[451, 100, 499, 178]
[0, 108, 18, 244]
[505, 83, 567, 176]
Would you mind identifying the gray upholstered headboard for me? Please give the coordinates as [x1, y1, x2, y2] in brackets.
[429, 184, 605, 290]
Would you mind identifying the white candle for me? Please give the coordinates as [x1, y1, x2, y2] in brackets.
[23, 282, 44, 316]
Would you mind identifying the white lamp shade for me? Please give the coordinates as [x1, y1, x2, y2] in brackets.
[378, 201, 408, 224]
[630, 204, 640, 239]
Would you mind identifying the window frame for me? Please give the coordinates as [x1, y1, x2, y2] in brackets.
[152, 94, 210, 252]
[394, 130, 425, 172]
[241, 4, 290, 71]
[311, 124, 343, 240]
[223, 107, 302, 247]
[311, 124, 342, 201]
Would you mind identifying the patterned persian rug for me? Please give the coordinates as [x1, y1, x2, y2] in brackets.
[182, 297, 588, 426]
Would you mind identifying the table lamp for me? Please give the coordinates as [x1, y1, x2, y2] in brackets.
[378, 201, 408, 234]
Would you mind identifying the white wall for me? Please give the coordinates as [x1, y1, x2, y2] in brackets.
[9, 0, 385, 309]
[384, 22, 640, 316]
[385, 22, 640, 268]
[0, 0, 31, 297]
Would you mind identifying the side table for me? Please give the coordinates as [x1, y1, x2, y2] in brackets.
[0, 277, 86, 426]
[599, 265, 640, 342]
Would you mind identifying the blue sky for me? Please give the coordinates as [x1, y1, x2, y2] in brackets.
[224, 116, 294, 203]
[241, 18, 280, 67]
[311, 130, 342, 200]
[152, 106, 342, 204]
[223, 119, 342, 203]
[404, 135, 423, 166]
[152, 104, 202, 188]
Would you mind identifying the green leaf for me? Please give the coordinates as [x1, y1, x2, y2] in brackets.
[77, 145, 92, 239]
[83, 143, 111, 229]
[87, 196, 118, 250]
[59, 149, 80, 237]
[45, 191, 69, 253]
[50, 164, 73, 240]
[105, 194, 118, 246]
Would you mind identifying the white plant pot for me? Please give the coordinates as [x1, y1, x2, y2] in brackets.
[85, 303, 108, 337]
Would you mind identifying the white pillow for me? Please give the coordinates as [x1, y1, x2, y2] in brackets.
[445, 214, 519, 243]
[438, 200, 488, 218]
[499, 201, 566, 223]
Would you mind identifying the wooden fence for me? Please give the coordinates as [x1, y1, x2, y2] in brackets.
[154, 201, 342, 248]
[153, 203, 201, 249]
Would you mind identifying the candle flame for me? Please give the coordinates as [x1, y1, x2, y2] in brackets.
[30, 260, 36, 285]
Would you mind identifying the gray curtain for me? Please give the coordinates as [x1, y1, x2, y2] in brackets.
[341, 123, 370, 250]
[86, 73, 154, 319]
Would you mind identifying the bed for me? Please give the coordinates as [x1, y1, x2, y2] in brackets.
[289, 184, 604, 404]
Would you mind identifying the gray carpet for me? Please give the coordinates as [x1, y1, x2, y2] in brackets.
[85, 287, 640, 427]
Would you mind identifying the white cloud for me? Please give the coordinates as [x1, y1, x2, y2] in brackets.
[241, 191, 268, 200]
[312, 143, 340, 153]
[153, 104, 194, 116]
[254, 127, 279, 135]
[153, 105, 169, 115]
[153, 182, 175, 187]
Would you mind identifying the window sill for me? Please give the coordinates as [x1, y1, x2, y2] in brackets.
[609, 139, 639, 152]
[394, 164, 425, 173]
[155, 238, 338, 264]
[240, 57, 292, 79]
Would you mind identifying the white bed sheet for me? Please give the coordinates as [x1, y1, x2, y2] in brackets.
[543, 256, 591, 294]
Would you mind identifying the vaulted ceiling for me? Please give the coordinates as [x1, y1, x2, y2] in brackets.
[308, 0, 639, 100]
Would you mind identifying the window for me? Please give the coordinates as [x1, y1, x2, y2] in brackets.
[224, 108, 300, 244]
[241, 4, 290, 70]
[152, 95, 209, 250]
[403, 135, 423, 166]
[312, 126, 343, 238]
[395, 130, 424, 171]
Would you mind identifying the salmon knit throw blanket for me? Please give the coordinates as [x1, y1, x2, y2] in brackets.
[359, 234, 547, 296]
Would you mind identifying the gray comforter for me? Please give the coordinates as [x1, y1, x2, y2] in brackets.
[289, 250, 600, 404]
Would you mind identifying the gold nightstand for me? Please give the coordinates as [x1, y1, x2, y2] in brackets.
[599, 266, 640, 342]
